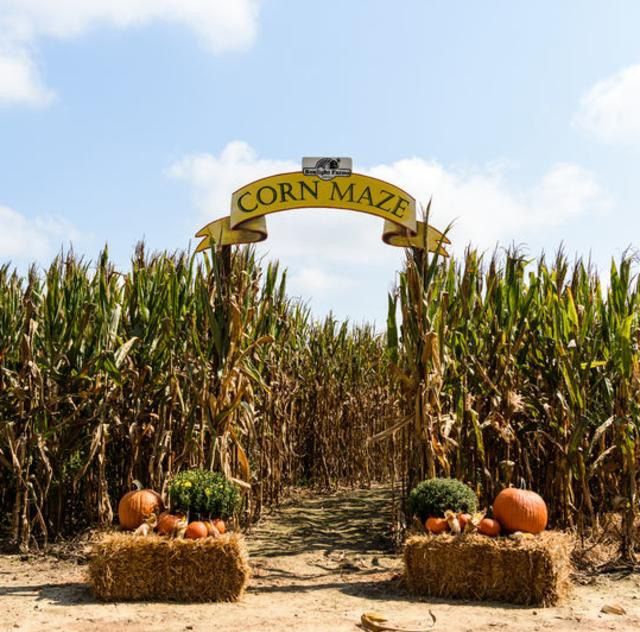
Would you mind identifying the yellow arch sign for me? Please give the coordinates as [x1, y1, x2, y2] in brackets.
[195, 171, 449, 254]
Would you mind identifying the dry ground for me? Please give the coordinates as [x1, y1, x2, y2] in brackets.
[1, 486, 639, 632]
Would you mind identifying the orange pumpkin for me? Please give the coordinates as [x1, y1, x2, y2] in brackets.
[425, 517, 449, 534]
[157, 512, 185, 536]
[212, 518, 226, 534]
[458, 513, 471, 531]
[185, 521, 209, 539]
[478, 517, 501, 537]
[118, 488, 164, 530]
[493, 488, 548, 534]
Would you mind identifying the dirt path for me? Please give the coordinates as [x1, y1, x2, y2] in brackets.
[1, 486, 639, 631]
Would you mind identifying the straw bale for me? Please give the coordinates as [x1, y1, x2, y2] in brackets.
[88, 532, 250, 602]
[404, 531, 572, 606]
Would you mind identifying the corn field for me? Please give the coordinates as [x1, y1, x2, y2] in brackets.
[388, 243, 640, 559]
[1, 241, 639, 558]
[0, 245, 396, 550]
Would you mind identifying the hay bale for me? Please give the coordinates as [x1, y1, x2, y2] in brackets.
[404, 531, 572, 606]
[88, 533, 250, 602]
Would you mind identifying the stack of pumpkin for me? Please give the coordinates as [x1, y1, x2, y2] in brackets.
[425, 488, 547, 537]
[409, 478, 548, 538]
[118, 485, 228, 540]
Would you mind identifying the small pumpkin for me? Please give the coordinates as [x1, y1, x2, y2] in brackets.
[185, 520, 209, 539]
[458, 513, 471, 531]
[493, 488, 548, 534]
[212, 518, 226, 534]
[425, 517, 449, 534]
[478, 517, 501, 537]
[157, 512, 186, 536]
[118, 486, 164, 531]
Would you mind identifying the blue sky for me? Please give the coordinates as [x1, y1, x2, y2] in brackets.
[1, 1, 640, 324]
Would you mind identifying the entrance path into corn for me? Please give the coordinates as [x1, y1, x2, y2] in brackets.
[2, 485, 639, 632]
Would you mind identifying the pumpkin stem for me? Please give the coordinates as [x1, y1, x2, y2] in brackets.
[132, 479, 143, 491]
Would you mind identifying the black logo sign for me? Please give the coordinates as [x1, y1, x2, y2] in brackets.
[302, 157, 352, 181]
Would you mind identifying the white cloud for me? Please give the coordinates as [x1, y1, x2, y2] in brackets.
[574, 64, 640, 144]
[0, 0, 261, 106]
[170, 141, 611, 263]
[0, 204, 82, 262]
[370, 159, 611, 250]
[0, 51, 54, 106]
[168, 141, 295, 215]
